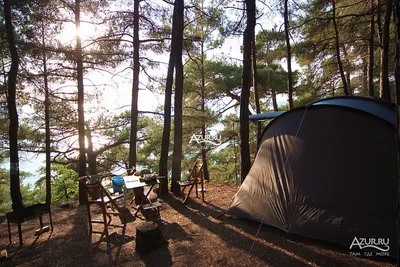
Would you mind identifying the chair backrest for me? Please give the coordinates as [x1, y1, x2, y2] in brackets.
[80, 175, 131, 223]
[187, 160, 204, 181]
[85, 181, 103, 201]
[85, 175, 105, 201]
[78, 174, 110, 202]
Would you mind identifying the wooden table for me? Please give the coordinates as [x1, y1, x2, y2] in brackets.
[123, 176, 165, 217]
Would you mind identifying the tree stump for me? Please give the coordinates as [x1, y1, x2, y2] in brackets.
[135, 221, 166, 254]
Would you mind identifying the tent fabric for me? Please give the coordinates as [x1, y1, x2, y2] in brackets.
[248, 111, 286, 121]
[310, 96, 396, 125]
[227, 96, 397, 256]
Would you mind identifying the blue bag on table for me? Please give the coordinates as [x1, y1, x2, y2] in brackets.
[111, 176, 125, 193]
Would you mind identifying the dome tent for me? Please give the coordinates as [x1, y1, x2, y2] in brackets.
[227, 96, 397, 257]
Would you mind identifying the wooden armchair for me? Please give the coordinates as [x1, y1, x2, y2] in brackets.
[178, 160, 205, 204]
[77, 175, 134, 246]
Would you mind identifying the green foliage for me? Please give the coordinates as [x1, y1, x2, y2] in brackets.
[37, 164, 78, 207]
[255, 28, 286, 64]
[294, 0, 395, 96]
[0, 167, 42, 215]
[0, 168, 12, 214]
[209, 146, 238, 183]
[256, 63, 289, 98]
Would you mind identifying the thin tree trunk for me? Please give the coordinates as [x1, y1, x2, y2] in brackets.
[4, 0, 23, 211]
[240, 0, 255, 182]
[85, 126, 97, 174]
[376, 0, 383, 90]
[129, 0, 140, 169]
[158, 54, 174, 196]
[171, 0, 184, 195]
[368, 0, 375, 96]
[393, 0, 400, 263]
[63, 182, 69, 201]
[379, 0, 393, 101]
[200, 41, 210, 182]
[159, 0, 181, 195]
[42, 23, 51, 206]
[332, 0, 349, 96]
[75, 0, 87, 205]
[377, 0, 383, 45]
[270, 68, 278, 111]
[341, 44, 352, 95]
[271, 88, 278, 111]
[362, 58, 368, 95]
[284, 0, 294, 109]
[252, 32, 261, 150]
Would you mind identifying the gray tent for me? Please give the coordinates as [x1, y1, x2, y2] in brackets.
[227, 96, 397, 256]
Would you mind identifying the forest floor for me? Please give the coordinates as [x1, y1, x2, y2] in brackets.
[0, 182, 395, 267]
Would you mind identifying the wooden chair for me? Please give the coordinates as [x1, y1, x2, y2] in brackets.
[77, 175, 134, 246]
[178, 160, 205, 204]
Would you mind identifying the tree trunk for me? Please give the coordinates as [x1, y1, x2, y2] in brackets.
[271, 87, 278, 111]
[393, 0, 400, 263]
[4, 0, 24, 211]
[42, 23, 51, 206]
[377, 0, 383, 45]
[379, 0, 393, 102]
[159, 0, 182, 195]
[341, 44, 352, 95]
[158, 53, 174, 196]
[200, 41, 210, 182]
[240, 0, 255, 182]
[362, 58, 368, 95]
[129, 0, 140, 169]
[252, 32, 261, 151]
[332, 0, 349, 96]
[368, 0, 375, 97]
[85, 126, 97, 174]
[171, 0, 184, 195]
[75, 0, 87, 205]
[284, 0, 294, 109]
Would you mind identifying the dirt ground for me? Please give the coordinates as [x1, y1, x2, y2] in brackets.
[0, 182, 396, 267]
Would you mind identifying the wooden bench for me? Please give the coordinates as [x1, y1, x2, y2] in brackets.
[7, 203, 53, 246]
[142, 201, 162, 225]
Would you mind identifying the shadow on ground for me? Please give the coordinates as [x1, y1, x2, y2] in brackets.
[167, 194, 395, 267]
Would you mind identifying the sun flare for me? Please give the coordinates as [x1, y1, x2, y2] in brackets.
[57, 21, 97, 44]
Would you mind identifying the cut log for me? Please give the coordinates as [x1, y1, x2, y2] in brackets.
[135, 221, 167, 254]
[35, 226, 50, 236]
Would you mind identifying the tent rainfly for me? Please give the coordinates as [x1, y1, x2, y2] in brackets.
[227, 96, 397, 257]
